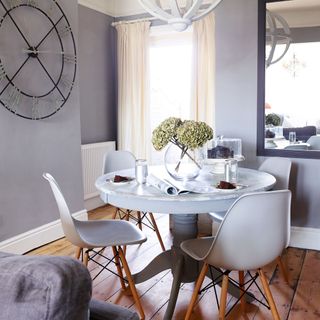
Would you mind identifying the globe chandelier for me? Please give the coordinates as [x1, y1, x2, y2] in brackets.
[138, 0, 223, 32]
[266, 10, 291, 67]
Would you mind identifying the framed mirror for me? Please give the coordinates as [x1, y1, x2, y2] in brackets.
[257, 0, 320, 159]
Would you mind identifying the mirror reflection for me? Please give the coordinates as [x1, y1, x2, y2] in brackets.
[264, 0, 320, 151]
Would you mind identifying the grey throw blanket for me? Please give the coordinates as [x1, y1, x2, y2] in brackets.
[0, 252, 91, 320]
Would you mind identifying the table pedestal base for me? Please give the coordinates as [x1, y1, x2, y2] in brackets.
[131, 214, 251, 319]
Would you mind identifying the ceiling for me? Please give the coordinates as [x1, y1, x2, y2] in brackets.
[79, 0, 219, 17]
[79, 0, 320, 20]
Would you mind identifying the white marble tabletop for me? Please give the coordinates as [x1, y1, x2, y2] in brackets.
[95, 166, 276, 214]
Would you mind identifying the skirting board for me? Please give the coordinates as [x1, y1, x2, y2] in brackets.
[289, 226, 320, 251]
[84, 195, 104, 211]
[0, 210, 88, 255]
[1, 214, 318, 254]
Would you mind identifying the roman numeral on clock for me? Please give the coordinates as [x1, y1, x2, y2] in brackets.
[26, 0, 38, 7]
[58, 25, 72, 38]
[63, 54, 76, 65]
[60, 75, 74, 91]
[5, 86, 21, 112]
[31, 96, 41, 119]
[0, 60, 6, 82]
[6, 0, 21, 9]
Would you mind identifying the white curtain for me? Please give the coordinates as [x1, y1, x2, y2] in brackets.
[115, 21, 151, 159]
[190, 13, 215, 129]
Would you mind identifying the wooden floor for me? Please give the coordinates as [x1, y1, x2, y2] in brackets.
[28, 205, 320, 319]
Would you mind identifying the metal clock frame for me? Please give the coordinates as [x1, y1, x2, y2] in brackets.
[0, 0, 77, 120]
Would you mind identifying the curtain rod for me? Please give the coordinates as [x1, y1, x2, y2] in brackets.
[111, 17, 157, 27]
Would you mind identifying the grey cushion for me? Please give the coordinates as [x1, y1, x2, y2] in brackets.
[0, 252, 91, 320]
[0, 252, 139, 320]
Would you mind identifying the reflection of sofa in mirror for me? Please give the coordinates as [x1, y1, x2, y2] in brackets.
[307, 135, 320, 150]
[283, 126, 316, 142]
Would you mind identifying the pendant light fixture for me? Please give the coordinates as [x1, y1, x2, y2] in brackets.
[138, 0, 223, 32]
[266, 10, 291, 67]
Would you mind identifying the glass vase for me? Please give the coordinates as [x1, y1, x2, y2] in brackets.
[164, 143, 205, 181]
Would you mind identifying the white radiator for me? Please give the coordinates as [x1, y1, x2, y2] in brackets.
[81, 141, 115, 200]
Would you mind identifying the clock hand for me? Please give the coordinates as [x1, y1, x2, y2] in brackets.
[23, 49, 66, 55]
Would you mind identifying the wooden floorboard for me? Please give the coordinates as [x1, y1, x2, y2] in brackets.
[27, 205, 315, 320]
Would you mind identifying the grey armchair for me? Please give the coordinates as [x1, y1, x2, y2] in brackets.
[0, 251, 139, 320]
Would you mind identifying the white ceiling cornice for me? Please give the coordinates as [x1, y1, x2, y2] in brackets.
[78, 0, 117, 17]
[78, 0, 147, 17]
[114, 0, 146, 17]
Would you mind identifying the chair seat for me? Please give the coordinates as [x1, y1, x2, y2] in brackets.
[180, 237, 214, 261]
[208, 211, 226, 222]
[75, 220, 147, 248]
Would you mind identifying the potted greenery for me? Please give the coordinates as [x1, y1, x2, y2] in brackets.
[265, 113, 283, 139]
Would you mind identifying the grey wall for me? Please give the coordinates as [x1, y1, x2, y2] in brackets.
[215, 0, 320, 228]
[0, 0, 83, 241]
[78, 5, 117, 145]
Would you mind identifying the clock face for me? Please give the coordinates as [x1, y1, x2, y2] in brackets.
[0, 0, 77, 120]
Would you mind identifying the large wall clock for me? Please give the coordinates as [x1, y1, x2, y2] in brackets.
[0, 0, 77, 120]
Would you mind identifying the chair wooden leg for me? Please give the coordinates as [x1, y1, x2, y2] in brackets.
[277, 256, 289, 284]
[149, 213, 166, 251]
[118, 247, 145, 320]
[185, 263, 209, 320]
[258, 269, 280, 320]
[238, 271, 246, 312]
[83, 250, 89, 267]
[112, 207, 118, 219]
[122, 211, 130, 256]
[219, 274, 229, 320]
[112, 246, 126, 290]
[75, 247, 82, 260]
[137, 211, 142, 230]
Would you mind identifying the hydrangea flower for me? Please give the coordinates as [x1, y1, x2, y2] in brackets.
[152, 117, 213, 151]
[152, 117, 182, 151]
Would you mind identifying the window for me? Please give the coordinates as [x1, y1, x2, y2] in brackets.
[149, 27, 193, 164]
[266, 42, 320, 128]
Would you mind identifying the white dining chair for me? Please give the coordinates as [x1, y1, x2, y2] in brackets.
[182, 190, 291, 320]
[210, 157, 291, 223]
[43, 173, 146, 320]
[307, 135, 320, 150]
[283, 144, 308, 150]
[103, 150, 165, 252]
[209, 157, 292, 283]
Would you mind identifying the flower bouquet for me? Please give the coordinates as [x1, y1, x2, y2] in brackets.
[152, 117, 213, 180]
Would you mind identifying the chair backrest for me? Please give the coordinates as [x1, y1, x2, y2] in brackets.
[102, 150, 136, 174]
[259, 157, 291, 190]
[283, 144, 308, 150]
[307, 135, 320, 150]
[43, 173, 84, 247]
[206, 190, 291, 271]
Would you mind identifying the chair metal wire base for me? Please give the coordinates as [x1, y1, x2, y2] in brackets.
[114, 208, 166, 252]
[86, 247, 128, 282]
[199, 267, 271, 317]
[115, 208, 156, 232]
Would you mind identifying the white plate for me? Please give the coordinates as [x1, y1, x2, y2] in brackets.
[205, 156, 245, 164]
[213, 184, 247, 192]
[107, 177, 135, 185]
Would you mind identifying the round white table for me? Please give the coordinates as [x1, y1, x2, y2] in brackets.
[95, 166, 276, 319]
